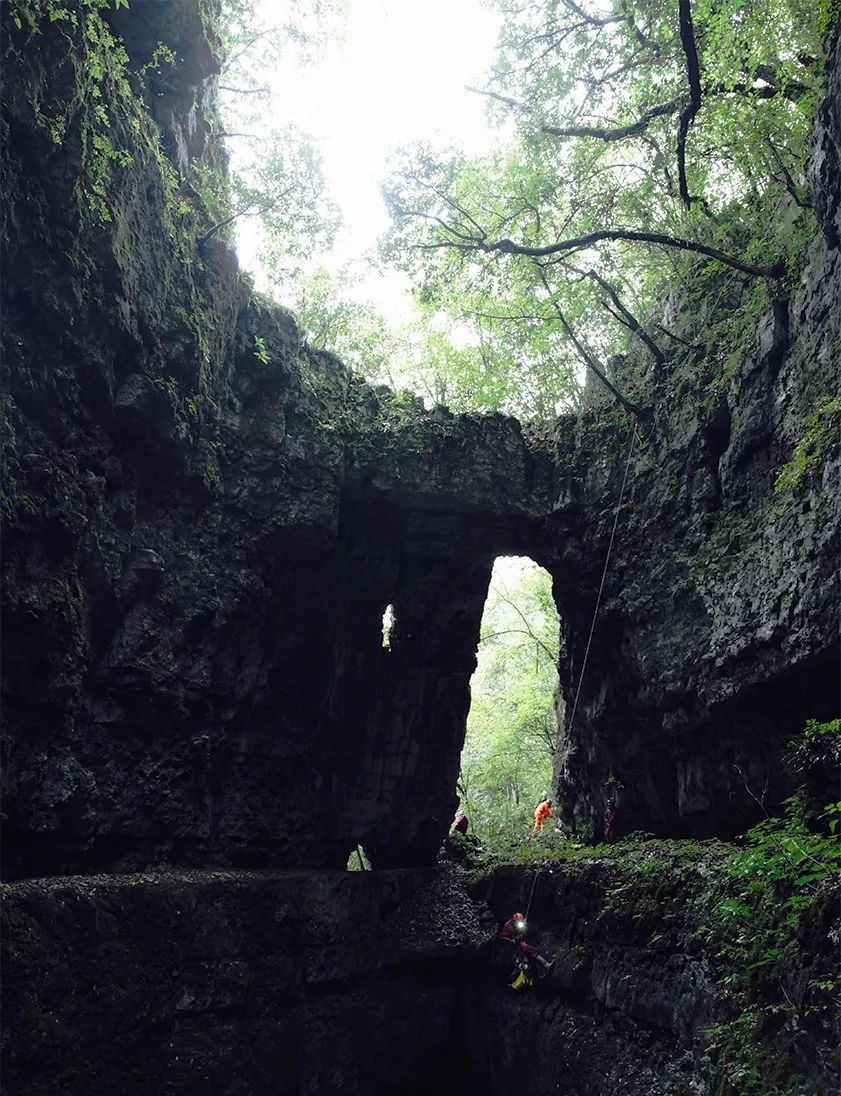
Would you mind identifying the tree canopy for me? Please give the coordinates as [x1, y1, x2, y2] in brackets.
[215, 0, 833, 419]
[380, 0, 831, 418]
[215, 0, 344, 285]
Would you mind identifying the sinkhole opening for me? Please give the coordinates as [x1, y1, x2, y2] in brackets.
[455, 556, 562, 854]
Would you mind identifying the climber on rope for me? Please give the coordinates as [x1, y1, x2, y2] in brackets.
[498, 911, 554, 988]
[452, 807, 469, 835]
[530, 796, 553, 838]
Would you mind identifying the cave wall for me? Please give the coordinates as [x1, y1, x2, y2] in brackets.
[2, 7, 840, 1095]
[2, 0, 839, 886]
[5, 854, 837, 1095]
[2, 867, 480, 1096]
[0, 1, 554, 878]
[549, 26, 841, 838]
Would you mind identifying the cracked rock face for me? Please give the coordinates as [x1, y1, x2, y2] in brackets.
[550, 30, 840, 840]
[5, 855, 837, 1095]
[1, 868, 484, 1096]
[1, 6, 838, 883]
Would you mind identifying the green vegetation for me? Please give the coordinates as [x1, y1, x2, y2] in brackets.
[774, 396, 840, 497]
[377, 0, 830, 417]
[1, 0, 265, 487]
[252, 335, 270, 364]
[209, 0, 833, 423]
[466, 719, 840, 1094]
[8, 0, 138, 224]
[786, 716, 841, 776]
[462, 721, 838, 1092]
[458, 558, 559, 852]
[705, 720, 840, 1092]
[6, 1, 199, 264]
[215, 0, 341, 285]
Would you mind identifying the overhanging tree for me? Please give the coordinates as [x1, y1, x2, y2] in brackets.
[381, 0, 830, 419]
[214, 0, 343, 285]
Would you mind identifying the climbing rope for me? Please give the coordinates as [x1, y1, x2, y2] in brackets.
[524, 867, 540, 919]
[565, 422, 639, 740]
[486, 425, 637, 914]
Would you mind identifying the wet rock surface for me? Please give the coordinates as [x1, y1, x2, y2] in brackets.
[550, 29, 841, 839]
[0, 4, 552, 879]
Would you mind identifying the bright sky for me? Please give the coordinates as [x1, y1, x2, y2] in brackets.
[231, 0, 501, 318]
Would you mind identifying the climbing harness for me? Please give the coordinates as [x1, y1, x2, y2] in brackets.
[504, 870, 543, 990]
[565, 422, 638, 742]
[510, 951, 533, 991]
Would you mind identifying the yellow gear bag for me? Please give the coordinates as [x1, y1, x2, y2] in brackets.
[510, 969, 531, 990]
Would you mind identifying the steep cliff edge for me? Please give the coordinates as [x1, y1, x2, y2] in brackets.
[0, 0, 552, 876]
[550, 27, 841, 836]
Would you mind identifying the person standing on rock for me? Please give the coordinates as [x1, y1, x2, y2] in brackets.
[444, 806, 481, 864]
[603, 801, 618, 843]
[530, 796, 552, 838]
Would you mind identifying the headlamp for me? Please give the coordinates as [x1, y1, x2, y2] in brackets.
[515, 919, 526, 931]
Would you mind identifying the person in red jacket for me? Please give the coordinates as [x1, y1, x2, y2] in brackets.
[499, 911, 537, 957]
[498, 911, 554, 975]
[452, 808, 469, 835]
[530, 797, 552, 838]
[603, 802, 617, 842]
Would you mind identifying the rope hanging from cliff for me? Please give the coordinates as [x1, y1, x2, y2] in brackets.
[524, 868, 540, 919]
[565, 422, 638, 739]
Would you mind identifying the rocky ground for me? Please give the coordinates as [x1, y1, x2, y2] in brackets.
[4, 844, 838, 1095]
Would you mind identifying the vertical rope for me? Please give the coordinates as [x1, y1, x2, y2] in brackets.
[565, 422, 638, 739]
[524, 868, 540, 919]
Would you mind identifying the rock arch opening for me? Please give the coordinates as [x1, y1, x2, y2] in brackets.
[346, 844, 372, 871]
[456, 556, 562, 851]
[381, 603, 395, 649]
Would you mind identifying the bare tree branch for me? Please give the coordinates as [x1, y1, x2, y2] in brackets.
[764, 136, 812, 208]
[219, 85, 271, 96]
[618, 0, 661, 54]
[485, 590, 557, 664]
[677, 0, 703, 209]
[536, 268, 652, 423]
[581, 268, 667, 366]
[654, 322, 702, 348]
[198, 188, 291, 244]
[753, 64, 809, 102]
[466, 77, 799, 153]
[465, 84, 681, 142]
[479, 627, 554, 661]
[480, 228, 782, 279]
[555, 0, 622, 28]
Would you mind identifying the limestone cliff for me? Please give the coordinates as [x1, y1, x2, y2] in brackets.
[2, 3, 838, 881]
[2, 4, 839, 1095]
[4, 847, 838, 1094]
